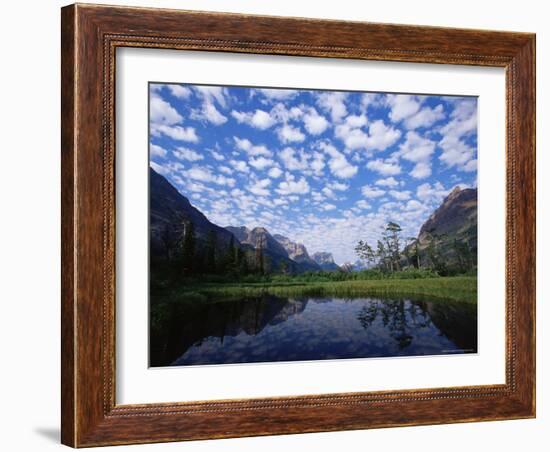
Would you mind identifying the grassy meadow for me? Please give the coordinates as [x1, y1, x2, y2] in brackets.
[152, 274, 477, 305]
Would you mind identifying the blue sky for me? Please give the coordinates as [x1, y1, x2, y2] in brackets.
[149, 83, 477, 265]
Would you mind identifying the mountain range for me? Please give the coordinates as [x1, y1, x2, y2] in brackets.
[150, 167, 477, 274]
[150, 168, 338, 273]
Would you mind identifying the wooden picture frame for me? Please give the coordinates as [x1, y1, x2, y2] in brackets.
[61, 3, 535, 447]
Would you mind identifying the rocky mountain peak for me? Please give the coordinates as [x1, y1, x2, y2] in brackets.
[418, 186, 477, 246]
[312, 252, 341, 272]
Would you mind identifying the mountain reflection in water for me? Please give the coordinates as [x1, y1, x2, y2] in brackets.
[149, 295, 477, 367]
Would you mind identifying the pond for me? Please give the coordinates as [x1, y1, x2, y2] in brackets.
[149, 295, 477, 367]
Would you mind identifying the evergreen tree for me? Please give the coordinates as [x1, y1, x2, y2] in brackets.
[354, 240, 376, 267]
[223, 235, 237, 274]
[205, 230, 217, 273]
[181, 220, 195, 275]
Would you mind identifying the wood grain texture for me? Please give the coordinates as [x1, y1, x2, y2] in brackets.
[60, 3, 536, 447]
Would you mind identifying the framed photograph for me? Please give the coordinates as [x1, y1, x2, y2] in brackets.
[61, 4, 536, 447]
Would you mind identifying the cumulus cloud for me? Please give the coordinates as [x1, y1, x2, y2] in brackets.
[247, 178, 272, 196]
[375, 177, 400, 187]
[149, 143, 167, 159]
[361, 185, 385, 198]
[437, 99, 478, 172]
[231, 109, 276, 129]
[320, 142, 358, 179]
[191, 101, 228, 125]
[193, 86, 229, 108]
[334, 116, 401, 151]
[410, 162, 432, 179]
[249, 156, 275, 170]
[173, 147, 203, 162]
[149, 96, 183, 126]
[152, 124, 199, 143]
[365, 120, 402, 151]
[276, 174, 310, 195]
[389, 190, 411, 201]
[396, 131, 436, 179]
[356, 200, 371, 209]
[279, 147, 309, 171]
[316, 92, 348, 122]
[210, 150, 225, 161]
[256, 88, 298, 101]
[268, 166, 283, 178]
[387, 94, 421, 122]
[398, 131, 436, 162]
[404, 104, 446, 130]
[185, 166, 236, 187]
[167, 84, 192, 99]
[439, 136, 476, 171]
[302, 107, 329, 135]
[366, 158, 401, 176]
[416, 182, 449, 203]
[233, 137, 272, 157]
[229, 159, 250, 173]
[277, 124, 306, 143]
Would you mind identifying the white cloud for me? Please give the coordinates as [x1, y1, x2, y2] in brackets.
[463, 159, 477, 172]
[410, 162, 432, 179]
[185, 166, 236, 187]
[257, 88, 298, 101]
[361, 185, 385, 198]
[366, 158, 401, 176]
[389, 190, 411, 201]
[334, 122, 368, 150]
[322, 203, 336, 211]
[151, 124, 199, 143]
[404, 104, 446, 130]
[345, 114, 368, 128]
[334, 117, 400, 151]
[219, 166, 233, 175]
[173, 147, 204, 162]
[387, 94, 421, 122]
[149, 143, 167, 159]
[167, 84, 192, 99]
[277, 124, 306, 143]
[310, 152, 326, 176]
[231, 109, 276, 129]
[191, 101, 227, 125]
[356, 200, 371, 210]
[248, 178, 272, 196]
[302, 108, 329, 135]
[229, 159, 250, 173]
[193, 86, 229, 108]
[365, 120, 402, 151]
[375, 177, 400, 187]
[398, 131, 436, 163]
[437, 99, 478, 172]
[322, 187, 336, 199]
[149, 96, 182, 126]
[416, 182, 449, 203]
[249, 156, 275, 170]
[404, 199, 424, 211]
[439, 136, 476, 171]
[268, 166, 283, 178]
[316, 92, 348, 122]
[276, 174, 310, 195]
[320, 142, 358, 179]
[328, 181, 349, 191]
[279, 147, 309, 171]
[210, 150, 225, 161]
[233, 137, 272, 157]
[150, 161, 169, 175]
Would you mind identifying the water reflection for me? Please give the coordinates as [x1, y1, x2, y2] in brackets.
[150, 295, 477, 367]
